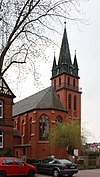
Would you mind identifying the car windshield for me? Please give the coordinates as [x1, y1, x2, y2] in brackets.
[58, 159, 72, 164]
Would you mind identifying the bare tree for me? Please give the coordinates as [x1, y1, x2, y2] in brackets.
[0, 0, 88, 85]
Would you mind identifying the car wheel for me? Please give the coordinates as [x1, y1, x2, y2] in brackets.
[0, 171, 6, 177]
[53, 169, 59, 177]
[28, 169, 35, 177]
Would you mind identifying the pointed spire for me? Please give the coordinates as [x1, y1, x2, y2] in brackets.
[58, 25, 72, 74]
[52, 52, 56, 70]
[73, 50, 79, 76]
[51, 24, 79, 79]
[73, 50, 78, 68]
[52, 52, 57, 77]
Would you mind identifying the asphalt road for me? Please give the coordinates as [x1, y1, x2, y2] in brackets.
[74, 169, 100, 177]
[36, 169, 100, 177]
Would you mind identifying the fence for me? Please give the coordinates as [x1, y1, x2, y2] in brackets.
[77, 155, 100, 169]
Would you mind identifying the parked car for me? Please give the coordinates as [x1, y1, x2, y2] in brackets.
[35, 157, 78, 177]
[0, 157, 37, 177]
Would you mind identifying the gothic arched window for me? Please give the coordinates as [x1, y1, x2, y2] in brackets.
[39, 114, 49, 141]
[68, 77, 70, 85]
[30, 117, 32, 135]
[14, 119, 18, 129]
[73, 78, 76, 87]
[54, 79, 56, 90]
[22, 119, 25, 136]
[68, 94, 71, 110]
[59, 77, 61, 86]
[74, 95, 77, 111]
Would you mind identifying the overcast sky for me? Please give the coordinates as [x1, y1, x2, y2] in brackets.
[14, 0, 100, 143]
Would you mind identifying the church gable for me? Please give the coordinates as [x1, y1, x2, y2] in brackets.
[0, 77, 15, 98]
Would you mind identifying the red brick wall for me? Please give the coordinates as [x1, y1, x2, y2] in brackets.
[52, 73, 81, 121]
[13, 109, 68, 159]
[0, 96, 13, 155]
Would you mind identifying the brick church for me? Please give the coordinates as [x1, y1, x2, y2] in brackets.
[0, 26, 82, 159]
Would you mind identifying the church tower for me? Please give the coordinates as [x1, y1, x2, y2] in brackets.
[51, 26, 82, 122]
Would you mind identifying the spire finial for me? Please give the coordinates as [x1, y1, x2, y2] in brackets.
[64, 21, 66, 29]
[54, 51, 56, 59]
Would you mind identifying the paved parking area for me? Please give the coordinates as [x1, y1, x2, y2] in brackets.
[36, 169, 100, 177]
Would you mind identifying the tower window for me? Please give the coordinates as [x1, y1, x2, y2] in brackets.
[59, 77, 61, 86]
[0, 131, 3, 148]
[73, 79, 76, 87]
[39, 114, 49, 141]
[0, 100, 3, 119]
[68, 94, 71, 109]
[54, 80, 56, 90]
[74, 95, 77, 111]
[68, 77, 70, 85]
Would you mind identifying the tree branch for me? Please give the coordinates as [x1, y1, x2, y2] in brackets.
[2, 60, 26, 76]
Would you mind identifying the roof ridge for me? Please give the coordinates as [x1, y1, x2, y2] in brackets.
[36, 87, 51, 108]
[14, 86, 50, 104]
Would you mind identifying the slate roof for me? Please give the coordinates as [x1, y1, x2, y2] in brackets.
[58, 26, 72, 66]
[13, 86, 66, 117]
